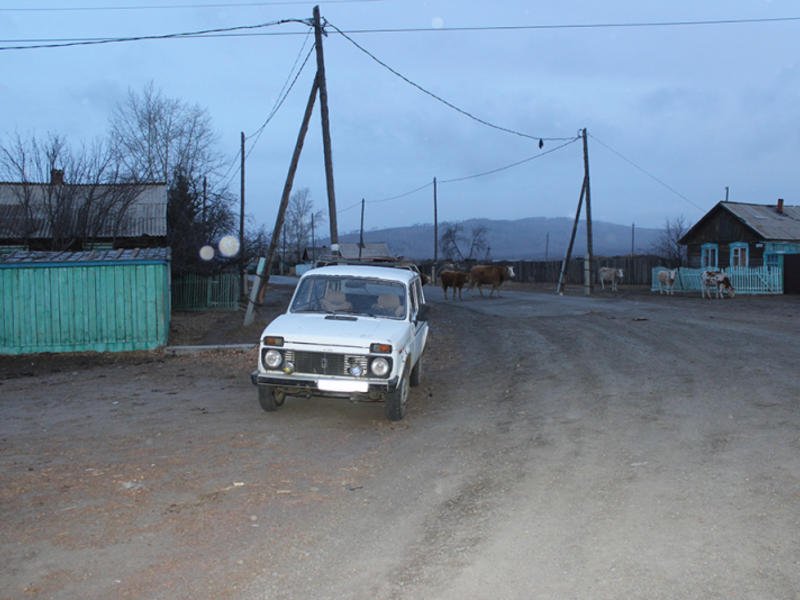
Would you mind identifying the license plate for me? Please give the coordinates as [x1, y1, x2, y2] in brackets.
[317, 379, 369, 393]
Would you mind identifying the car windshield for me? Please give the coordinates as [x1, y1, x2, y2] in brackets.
[290, 275, 407, 319]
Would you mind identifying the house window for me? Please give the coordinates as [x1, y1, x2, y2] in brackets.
[764, 253, 782, 269]
[729, 242, 749, 267]
[701, 243, 719, 269]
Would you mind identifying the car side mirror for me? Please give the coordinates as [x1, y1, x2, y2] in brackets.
[416, 304, 430, 322]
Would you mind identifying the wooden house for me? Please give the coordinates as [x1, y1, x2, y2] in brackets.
[0, 169, 167, 252]
[679, 200, 800, 293]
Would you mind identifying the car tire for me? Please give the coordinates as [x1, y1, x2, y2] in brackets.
[410, 354, 423, 387]
[385, 364, 409, 421]
[258, 385, 284, 412]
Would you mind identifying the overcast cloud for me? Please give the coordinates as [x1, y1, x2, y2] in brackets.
[2, 0, 798, 237]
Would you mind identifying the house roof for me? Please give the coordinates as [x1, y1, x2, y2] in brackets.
[336, 242, 394, 260]
[304, 242, 395, 261]
[0, 182, 167, 239]
[0, 247, 170, 266]
[681, 201, 800, 243]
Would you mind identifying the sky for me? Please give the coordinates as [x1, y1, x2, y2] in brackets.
[2, 0, 799, 240]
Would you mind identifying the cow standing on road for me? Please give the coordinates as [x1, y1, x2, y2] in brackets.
[469, 264, 515, 297]
[599, 267, 624, 292]
[657, 268, 678, 295]
[440, 270, 470, 300]
[701, 270, 735, 299]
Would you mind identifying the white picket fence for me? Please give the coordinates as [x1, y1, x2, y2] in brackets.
[651, 266, 783, 295]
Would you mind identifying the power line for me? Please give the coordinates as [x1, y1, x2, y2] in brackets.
[588, 133, 705, 212]
[326, 19, 573, 143]
[344, 137, 579, 217]
[0, 17, 307, 51]
[217, 30, 314, 191]
[441, 137, 579, 184]
[5, 14, 800, 45]
[0, 0, 382, 11]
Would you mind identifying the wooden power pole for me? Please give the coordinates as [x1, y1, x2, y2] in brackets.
[240, 131, 246, 296]
[433, 177, 438, 281]
[313, 5, 338, 245]
[581, 128, 594, 294]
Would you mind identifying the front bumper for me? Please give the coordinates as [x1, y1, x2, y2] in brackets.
[250, 371, 400, 397]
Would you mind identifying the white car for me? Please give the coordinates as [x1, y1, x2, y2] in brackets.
[251, 264, 430, 421]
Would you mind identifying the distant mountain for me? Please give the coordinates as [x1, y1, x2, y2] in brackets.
[329, 217, 662, 260]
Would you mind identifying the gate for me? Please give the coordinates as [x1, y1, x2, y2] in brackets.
[784, 255, 800, 294]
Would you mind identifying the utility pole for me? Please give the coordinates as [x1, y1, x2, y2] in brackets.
[311, 213, 316, 263]
[244, 77, 319, 326]
[556, 177, 587, 295]
[202, 176, 207, 222]
[358, 198, 365, 260]
[545, 232, 549, 261]
[631, 222, 635, 256]
[313, 5, 338, 245]
[725, 186, 730, 201]
[433, 177, 438, 281]
[581, 128, 594, 293]
[240, 131, 246, 296]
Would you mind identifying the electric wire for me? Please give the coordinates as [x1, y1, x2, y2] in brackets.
[588, 133, 705, 212]
[339, 136, 579, 218]
[6, 15, 800, 45]
[0, 0, 381, 11]
[441, 137, 579, 184]
[0, 18, 307, 51]
[217, 30, 314, 191]
[326, 19, 573, 143]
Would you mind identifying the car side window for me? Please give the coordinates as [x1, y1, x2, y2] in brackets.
[409, 280, 420, 319]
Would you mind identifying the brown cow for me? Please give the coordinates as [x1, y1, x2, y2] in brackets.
[469, 264, 515, 297]
[440, 270, 470, 300]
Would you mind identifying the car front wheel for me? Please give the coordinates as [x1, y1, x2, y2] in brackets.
[258, 385, 285, 412]
[385, 364, 409, 421]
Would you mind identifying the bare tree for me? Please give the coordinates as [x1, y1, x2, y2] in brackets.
[652, 215, 689, 266]
[282, 188, 325, 265]
[440, 223, 465, 263]
[109, 82, 223, 187]
[0, 132, 141, 250]
[440, 223, 490, 263]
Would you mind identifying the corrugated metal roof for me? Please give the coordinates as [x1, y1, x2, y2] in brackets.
[722, 201, 800, 241]
[0, 183, 167, 239]
[337, 242, 393, 259]
[0, 247, 170, 265]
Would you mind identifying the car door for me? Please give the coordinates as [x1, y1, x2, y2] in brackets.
[408, 277, 429, 363]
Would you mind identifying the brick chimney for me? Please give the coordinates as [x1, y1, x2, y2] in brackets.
[777, 198, 784, 214]
[50, 169, 64, 185]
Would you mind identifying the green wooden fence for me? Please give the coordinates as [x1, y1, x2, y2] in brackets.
[651, 266, 783, 295]
[0, 249, 171, 354]
[171, 272, 241, 311]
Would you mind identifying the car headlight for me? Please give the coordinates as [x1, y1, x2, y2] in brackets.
[370, 357, 390, 377]
[264, 349, 283, 369]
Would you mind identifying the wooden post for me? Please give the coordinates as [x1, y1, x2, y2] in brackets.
[245, 76, 319, 325]
[582, 128, 594, 292]
[433, 176, 438, 281]
[313, 5, 338, 245]
[358, 198, 365, 260]
[240, 131, 246, 298]
[556, 177, 586, 295]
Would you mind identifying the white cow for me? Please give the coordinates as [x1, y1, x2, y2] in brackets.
[599, 267, 624, 291]
[701, 270, 735, 299]
[657, 268, 678, 295]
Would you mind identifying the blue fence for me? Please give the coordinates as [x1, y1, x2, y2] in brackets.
[651, 266, 783, 295]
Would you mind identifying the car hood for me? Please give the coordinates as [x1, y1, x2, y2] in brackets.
[262, 313, 411, 350]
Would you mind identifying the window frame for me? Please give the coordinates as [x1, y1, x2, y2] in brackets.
[729, 242, 749, 268]
[700, 243, 719, 269]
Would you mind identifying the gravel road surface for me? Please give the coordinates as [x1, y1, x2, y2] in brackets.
[1, 286, 799, 599]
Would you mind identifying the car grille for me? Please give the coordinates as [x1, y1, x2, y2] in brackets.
[285, 350, 368, 377]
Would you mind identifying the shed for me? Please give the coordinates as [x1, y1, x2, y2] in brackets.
[0, 248, 171, 355]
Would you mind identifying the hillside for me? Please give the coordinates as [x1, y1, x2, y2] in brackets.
[332, 217, 663, 260]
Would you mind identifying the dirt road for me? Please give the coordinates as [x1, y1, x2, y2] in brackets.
[2, 287, 799, 599]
